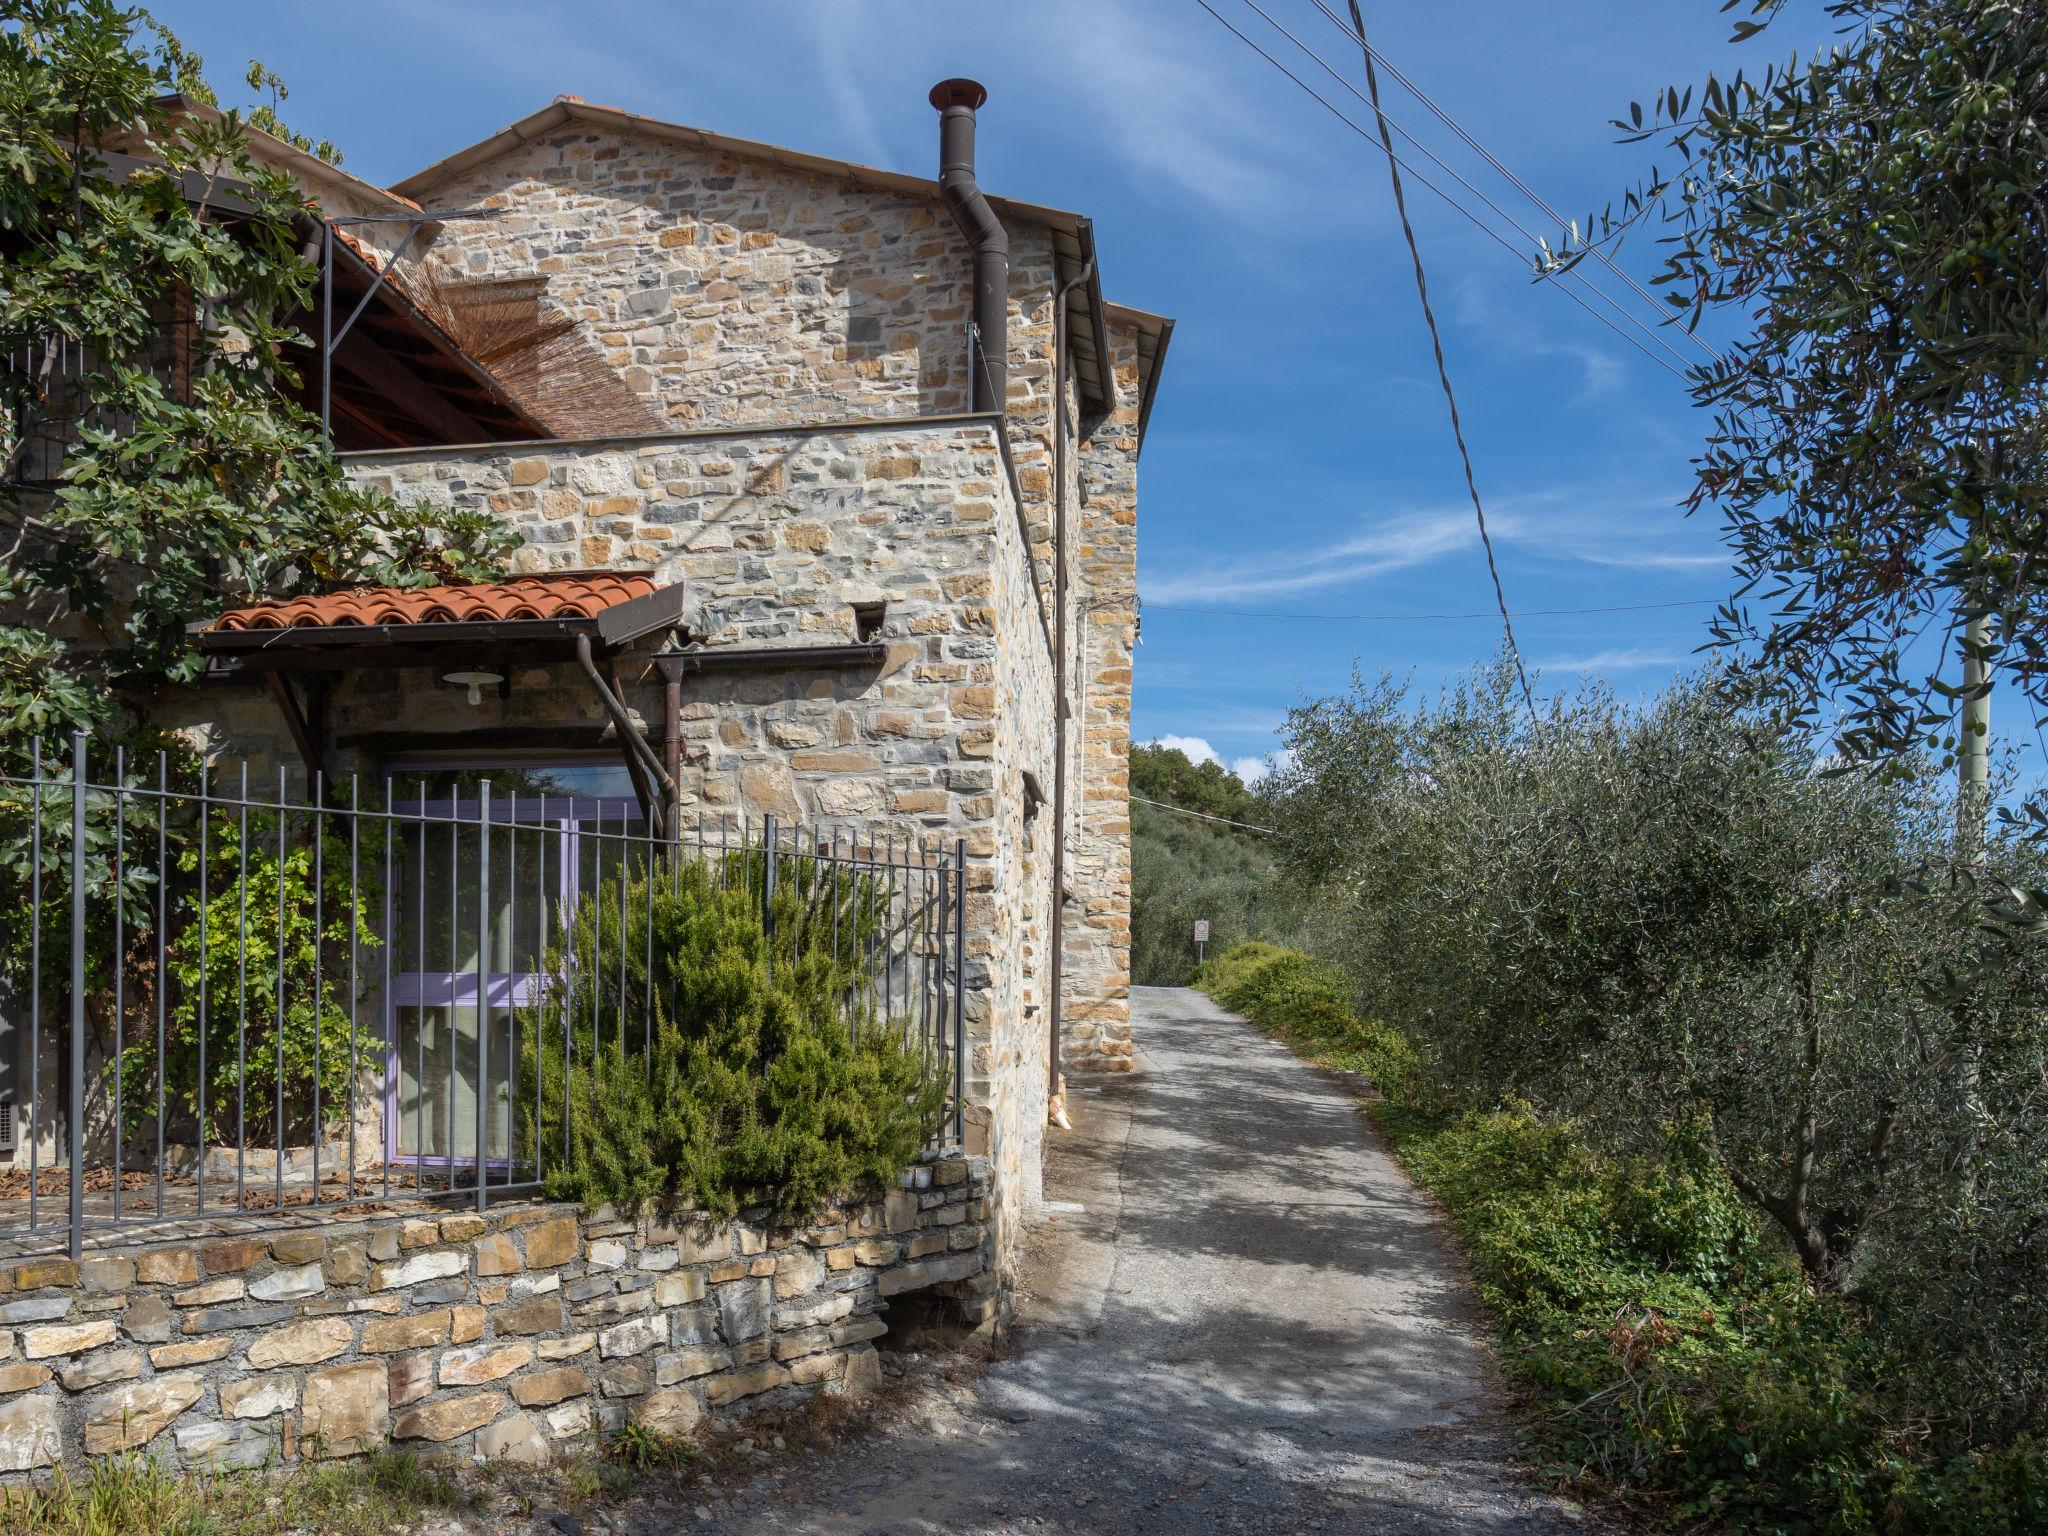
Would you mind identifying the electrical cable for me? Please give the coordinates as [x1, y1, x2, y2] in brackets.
[1190, 0, 1690, 384]
[1234, 0, 1705, 373]
[1131, 795, 1282, 836]
[1299, 0, 1725, 365]
[1341, 0, 1534, 716]
[1141, 596, 1716, 622]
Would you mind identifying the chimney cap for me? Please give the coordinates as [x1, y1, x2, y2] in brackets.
[929, 78, 988, 112]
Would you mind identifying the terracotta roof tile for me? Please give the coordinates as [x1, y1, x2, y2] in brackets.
[208, 573, 657, 632]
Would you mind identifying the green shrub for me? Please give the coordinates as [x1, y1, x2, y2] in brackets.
[1194, 939, 1293, 996]
[522, 860, 944, 1220]
[1199, 941, 1415, 1095]
[1372, 1102, 2048, 1533]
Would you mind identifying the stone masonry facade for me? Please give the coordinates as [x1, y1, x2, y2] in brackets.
[153, 104, 1156, 1281]
[322, 419, 1054, 1246]
[0, 1158, 992, 1475]
[390, 117, 1146, 1086]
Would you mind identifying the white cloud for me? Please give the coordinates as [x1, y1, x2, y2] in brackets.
[1145, 737, 1284, 788]
[1148, 734, 1222, 767]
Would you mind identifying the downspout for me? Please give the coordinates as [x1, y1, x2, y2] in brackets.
[1048, 260, 1094, 1109]
[663, 666, 683, 847]
[930, 80, 1008, 413]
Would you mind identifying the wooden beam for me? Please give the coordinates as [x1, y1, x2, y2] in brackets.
[330, 326, 491, 443]
[264, 673, 324, 779]
[328, 390, 413, 450]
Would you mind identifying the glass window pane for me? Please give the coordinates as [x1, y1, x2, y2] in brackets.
[393, 1003, 514, 1163]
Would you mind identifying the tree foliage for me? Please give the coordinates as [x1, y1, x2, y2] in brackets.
[1126, 745, 1311, 985]
[1129, 742, 1266, 825]
[1264, 660, 2048, 1466]
[0, 0, 508, 739]
[1551, 1, 2048, 794]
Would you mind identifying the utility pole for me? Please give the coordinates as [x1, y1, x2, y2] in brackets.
[1959, 607, 1990, 858]
[1956, 598, 1990, 1211]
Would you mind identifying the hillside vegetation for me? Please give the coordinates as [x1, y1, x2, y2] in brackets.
[1127, 745, 1306, 985]
[1162, 664, 2048, 1533]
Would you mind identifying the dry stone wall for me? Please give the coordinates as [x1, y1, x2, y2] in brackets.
[0, 1158, 991, 1475]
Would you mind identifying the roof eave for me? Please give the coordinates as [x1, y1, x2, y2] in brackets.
[153, 94, 424, 216]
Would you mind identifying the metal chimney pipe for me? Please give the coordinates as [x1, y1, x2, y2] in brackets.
[930, 78, 1008, 413]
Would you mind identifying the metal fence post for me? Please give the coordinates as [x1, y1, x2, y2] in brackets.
[68, 733, 87, 1258]
[762, 813, 778, 944]
[475, 780, 491, 1213]
[952, 838, 967, 1149]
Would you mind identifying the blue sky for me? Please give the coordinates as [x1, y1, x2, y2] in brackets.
[159, 0, 1837, 782]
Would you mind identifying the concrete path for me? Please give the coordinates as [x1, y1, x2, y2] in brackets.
[708, 986, 1583, 1534]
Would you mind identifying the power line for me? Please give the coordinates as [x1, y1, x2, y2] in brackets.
[1190, 0, 1688, 383]
[1342, 0, 1535, 717]
[1300, 0, 1724, 366]
[1131, 795, 1283, 836]
[1234, 0, 1704, 374]
[1142, 596, 1717, 622]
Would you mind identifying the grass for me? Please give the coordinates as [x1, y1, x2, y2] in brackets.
[0, 1449, 472, 1536]
[1196, 941, 1414, 1094]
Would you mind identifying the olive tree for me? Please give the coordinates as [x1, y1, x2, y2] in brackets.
[1548, 1, 2048, 801]
[1271, 664, 1994, 1294]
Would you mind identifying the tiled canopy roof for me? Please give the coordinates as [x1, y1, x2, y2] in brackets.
[207, 573, 657, 632]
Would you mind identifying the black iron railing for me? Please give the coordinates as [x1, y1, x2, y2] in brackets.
[0, 736, 966, 1255]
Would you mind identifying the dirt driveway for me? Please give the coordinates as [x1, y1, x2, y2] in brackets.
[685, 985, 1584, 1535]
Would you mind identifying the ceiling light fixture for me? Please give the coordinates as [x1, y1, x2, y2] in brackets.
[442, 669, 505, 707]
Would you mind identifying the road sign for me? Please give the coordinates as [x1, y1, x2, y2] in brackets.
[1193, 919, 1211, 943]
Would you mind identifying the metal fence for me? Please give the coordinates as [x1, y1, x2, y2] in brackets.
[0, 736, 967, 1255]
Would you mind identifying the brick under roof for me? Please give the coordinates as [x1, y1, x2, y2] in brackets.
[206, 573, 657, 631]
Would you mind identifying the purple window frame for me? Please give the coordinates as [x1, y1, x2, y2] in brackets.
[381, 759, 643, 1170]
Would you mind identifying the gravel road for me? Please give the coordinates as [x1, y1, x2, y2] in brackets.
[688, 985, 1585, 1535]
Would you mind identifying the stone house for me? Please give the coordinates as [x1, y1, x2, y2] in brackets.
[6, 83, 1170, 1267]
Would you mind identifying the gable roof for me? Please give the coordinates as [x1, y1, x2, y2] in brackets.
[393, 97, 1164, 425]
[391, 96, 1082, 228]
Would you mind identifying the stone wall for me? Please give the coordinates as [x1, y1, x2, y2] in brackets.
[405, 125, 1062, 546]
[231, 419, 1054, 1253]
[1060, 324, 1144, 1072]
[399, 121, 1073, 706]
[0, 1158, 992, 1475]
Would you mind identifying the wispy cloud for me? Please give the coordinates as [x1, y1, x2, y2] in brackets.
[1451, 275, 1632, 403]
[1054, 0, 1327, 215]
[810, 1, 897, 169]
[1535, 646, 1685, 674]
[1142, 486, 1726, 607]
[1142, 506, 1474, 603]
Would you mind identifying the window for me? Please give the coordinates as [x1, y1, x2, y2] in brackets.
[382, 761, 645, 1174]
